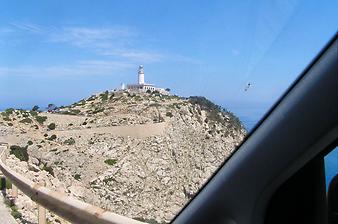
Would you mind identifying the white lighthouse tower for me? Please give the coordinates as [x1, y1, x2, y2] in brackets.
[126, 65, 169, 95]
[138, 65, 145, 85]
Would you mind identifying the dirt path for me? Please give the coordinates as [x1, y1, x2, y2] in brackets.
[0, 121, 167, 146]
[49, 122, 167, 139]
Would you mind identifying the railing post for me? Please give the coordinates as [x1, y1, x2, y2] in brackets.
[0, 176, 6, 194]
[12, 184, 18, 199]
[37, 180, 47, 224]
[38, 203, 46, 224]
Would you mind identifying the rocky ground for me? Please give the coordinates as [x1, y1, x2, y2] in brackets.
[0, 90, 246, 223]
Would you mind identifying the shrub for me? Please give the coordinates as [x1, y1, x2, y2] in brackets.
[27, 141, 33, 145]
[63, 138, 75, 145]
[10, 206, 22, 219]
[30, 111, 38, 117]
[48, 134, 57, 141]
[32, 105, 40, 111]
[103, 177, 113, 184]
[35, 116, 47, 124]
[42, 165, 54, 177]
[47, 123, 56, 130]
[3, 117, 11, 121]
[10, 145, 29, 161]
[104, 159, 117, 166]
[47, 104, 58, 111]
[87, 95, 96, 101]
[74, 174, 81, 180]
[166, 112, 173, 117]
[188, 96, 244, 131]
[93, 108, 104, 114]
[32, 124, 39, 129]
[19, 118, 32, 124]
[59, 109, 81, 115]
[100, 91, 109, 101]
[54, 161, 63, 165]
[4, 108, 14, 115]
[149, 103, 161, 107]
[70, 109, 81, 115]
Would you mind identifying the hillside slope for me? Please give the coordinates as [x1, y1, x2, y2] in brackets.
[0, 90, 246, 223]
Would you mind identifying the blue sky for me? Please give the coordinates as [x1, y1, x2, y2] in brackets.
[0, 0, 337, 128]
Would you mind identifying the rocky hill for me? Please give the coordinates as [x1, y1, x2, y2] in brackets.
[0, 90, 246, 224]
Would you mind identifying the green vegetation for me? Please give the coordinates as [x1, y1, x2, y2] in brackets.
[60, 109, 81, 115]
[32, 105, 40, 111]
[10, 205, 22, 219]
[93, 107, 105, 114]
[149, 103, 161, 107]
[100, 91, 109, 101]
[109, 93, 115, 100]
[4, 197, 13, 208]
[10, 145, 29, 161]
[73, 100, 86, 106]
[35, 115, 47, 124]
[103, 177, 114, 184]
[63, 138, 75, 145]
[47, 123, 56, 130]
[54, 161, 63, 165]
[188, 96, 243, 131]
[32, 124, 39, 129]
[74, 174, 81, 180]
[29, 111, 38, 116]
[104, 159, 117, 166]
[87, 95, 96, 101]
[27, 140, 33, 145]
[134, 95, 142, 101]
[166, 111, 173, 117]
[71, 109, 81, 114]
[3, 117, 11, 121]
[0, 177, 12, 189]
[4, 108, 14, 115]
[42, 165, 54, 177]
[19, 118, 33, 124]
[47, 134, 57, 141]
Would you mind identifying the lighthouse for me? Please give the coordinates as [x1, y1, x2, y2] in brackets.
[125, 65, 170, 95]
[138, 65, 145, 85]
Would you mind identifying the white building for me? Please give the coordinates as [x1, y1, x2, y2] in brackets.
[126, 65, 169, 95]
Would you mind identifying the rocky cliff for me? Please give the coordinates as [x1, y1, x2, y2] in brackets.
[0, 90, 246, 223]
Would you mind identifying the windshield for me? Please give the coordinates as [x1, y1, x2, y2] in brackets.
[0, 1, 337, 223]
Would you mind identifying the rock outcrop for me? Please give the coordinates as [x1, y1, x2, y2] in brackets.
[0, 91, 246, 223]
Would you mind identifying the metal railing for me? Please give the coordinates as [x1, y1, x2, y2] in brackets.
[0, 142, 145, 224]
